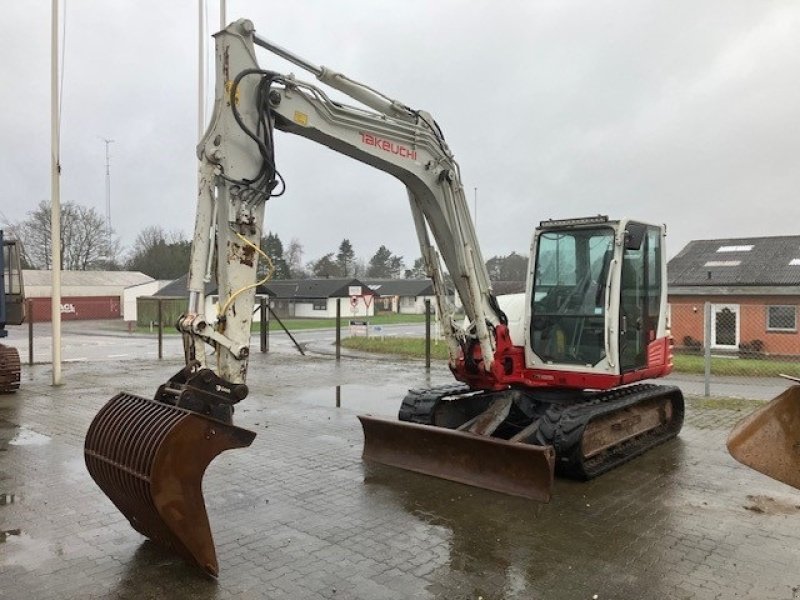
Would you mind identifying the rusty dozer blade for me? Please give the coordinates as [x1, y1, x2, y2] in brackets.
[727, 383, 800, 491]
[84, 392, 256, 576]
[359, 415, 555, 502]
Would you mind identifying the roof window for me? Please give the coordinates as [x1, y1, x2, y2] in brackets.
[716, 245, 753, 252]
[703, 260, 741, 267]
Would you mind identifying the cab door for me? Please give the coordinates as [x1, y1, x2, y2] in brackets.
[618, 223, 662, 372]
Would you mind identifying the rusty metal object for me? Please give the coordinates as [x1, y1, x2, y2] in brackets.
[358, 415, 555, 502]
[581, 396, 673, 459]
[727, 384, 800, 491]
[84, 393, 255, 576]
[0, 344, 20, 393]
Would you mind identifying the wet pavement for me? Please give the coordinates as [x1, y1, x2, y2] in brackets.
[1, 348, 800, 599]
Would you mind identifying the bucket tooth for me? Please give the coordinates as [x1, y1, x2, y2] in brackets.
[84, 393, 256, 576]
[728, 385, 800, 490]
[359, 415, 555, 502]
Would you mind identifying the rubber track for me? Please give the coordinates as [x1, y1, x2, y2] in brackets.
[535, 384, 685, 480]
[398, 382, 472, 424]
[0, 344, 20, 394]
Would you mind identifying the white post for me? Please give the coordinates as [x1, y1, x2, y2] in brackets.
[198, 0, 205, 137]
[220, 0, 226, 30]
[51, 0, 62, 385]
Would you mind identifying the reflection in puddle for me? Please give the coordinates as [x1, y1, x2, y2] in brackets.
[293, 383, 414, 417]
[0, 530, 56, 569]
[9, 427, 51, 447]
[0, 528, 21, 543]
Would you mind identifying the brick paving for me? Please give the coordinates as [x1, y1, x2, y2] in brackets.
[1, 350, 799, 599]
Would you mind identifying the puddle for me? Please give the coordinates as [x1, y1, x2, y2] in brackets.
[292, 383, 412, 417]
[0, 530, 56, 569]
[743, 494, 800, 515]
[8, 427, 51, 447]
[0, 528, 21, 543]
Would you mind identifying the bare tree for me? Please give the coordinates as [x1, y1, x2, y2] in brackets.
[284, 237, 307, 278]
[17, 200, 120, 270]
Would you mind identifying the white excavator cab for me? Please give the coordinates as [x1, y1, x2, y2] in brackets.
[526, 216, 670, 384]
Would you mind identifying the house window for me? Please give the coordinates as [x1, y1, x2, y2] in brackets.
[766, 305, 797, 332]
[312, 300, 327, 311]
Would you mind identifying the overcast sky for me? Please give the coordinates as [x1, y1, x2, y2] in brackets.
[1, 1, 798, 269]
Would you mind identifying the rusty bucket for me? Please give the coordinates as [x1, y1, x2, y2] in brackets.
[359, 415, 555, 502]
[84, 393, 255, 576]
[727, 384, 800, 491]
[0, 344, 20, 393]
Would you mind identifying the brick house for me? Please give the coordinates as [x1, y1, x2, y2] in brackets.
[668, 235, 800, 357]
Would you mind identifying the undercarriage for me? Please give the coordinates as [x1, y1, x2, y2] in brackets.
[398, 382, 685, 480]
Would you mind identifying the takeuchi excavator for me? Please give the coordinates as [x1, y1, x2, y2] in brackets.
[0, 230, 24, 393]
[84, 20, 684, 576]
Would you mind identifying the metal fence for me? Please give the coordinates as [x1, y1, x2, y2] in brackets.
[669, 300, 800, 398]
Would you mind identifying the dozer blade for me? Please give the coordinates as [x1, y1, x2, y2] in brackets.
[84, 392, 256, 576]
[727, 384, 800, 491]
[0, 344, 20, 393]
[359, 415, 555, 502]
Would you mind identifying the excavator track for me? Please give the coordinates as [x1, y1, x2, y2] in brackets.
[0, 344, 20, 394]
[398, 382, 684, 481]
[535, 384, 684, 480]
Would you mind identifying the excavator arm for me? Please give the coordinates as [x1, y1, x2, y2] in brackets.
[185, 19, 505, 391]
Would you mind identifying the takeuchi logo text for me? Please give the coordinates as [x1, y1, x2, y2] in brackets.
[360, 133, 417, 160]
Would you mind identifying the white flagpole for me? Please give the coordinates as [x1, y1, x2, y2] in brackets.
[51, 0, 62, 385]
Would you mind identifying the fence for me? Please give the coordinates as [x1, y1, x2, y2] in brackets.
[669, 300, 800, 398]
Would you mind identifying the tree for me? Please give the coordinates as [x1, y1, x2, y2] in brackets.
[404, 257, 427, 279]
[284, 237, 307, 279]
[260, 232, 290, 279]
[17, 200, 120, 270]
[336, 238, 356, 277]
[366, 245, 404, 278]
[309, 252, 340, 278]
[485, 251, 528, 282]
[126, 226, 191, 279]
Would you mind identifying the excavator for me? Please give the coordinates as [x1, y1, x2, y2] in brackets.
[84, 20, 684, 576]
[0, 230, 24, 393]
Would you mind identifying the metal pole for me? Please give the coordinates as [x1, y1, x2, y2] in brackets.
[425, 299, 431, 370]
[220, 0, 226, 29]
[198, 0, 205, 138]
[259, 296, 267, 353]
[704, 301, 712, 397]
[102, 138, 114, 231]
[28, 300, 33, 366]
[157, 299, 163, 360]
[335, 385, 341, 408]
[50, 0, 62, 385]
[335, 298, 341, 361]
